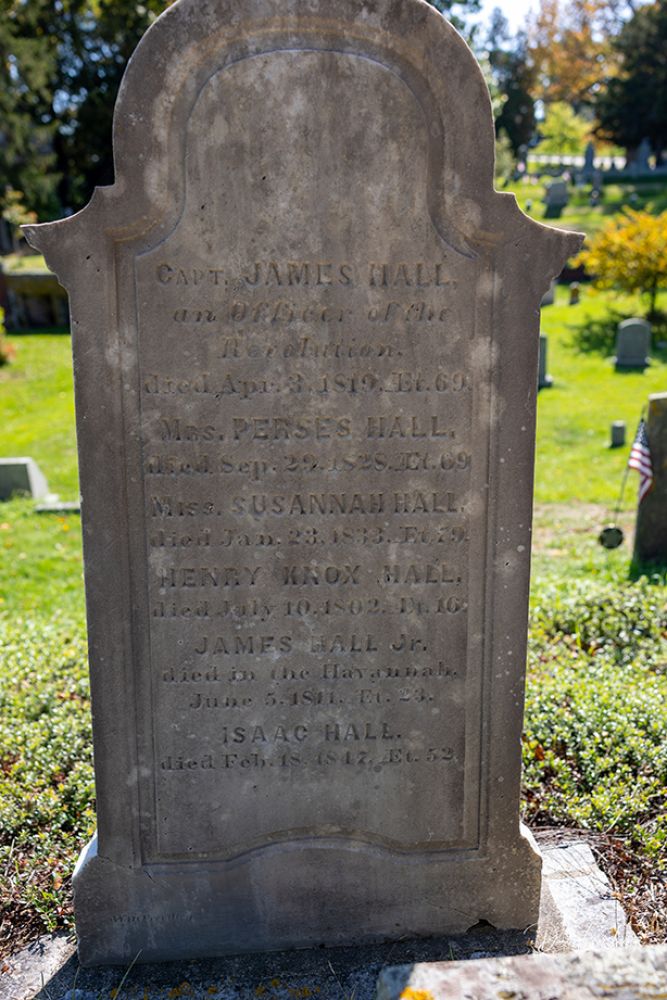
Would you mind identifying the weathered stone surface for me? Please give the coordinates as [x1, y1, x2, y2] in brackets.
[24, 0, 580, 966]
[611, 420, 626, 448]
[3, 842, 637, 1000]
[536, 840, 638, 952]
[614, 318, 651, 370]
[634, 392, 667, 562]
[376, 945, 667, 1000]
[0, 458, 50, 501]
[3, 838, 638, 1000]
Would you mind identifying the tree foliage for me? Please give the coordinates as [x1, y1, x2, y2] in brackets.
[0, 0, 175, 219]
[595, 1, 667, 162]
[0, 2, 61, 218]
[486, 9, 536, 156]
[527, 0, 619, 110]
[535, 101, 590, 155]
[426, 0, 483, 39]
[576, 209, 667, 319]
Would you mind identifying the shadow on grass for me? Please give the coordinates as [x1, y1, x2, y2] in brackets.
[629, 559, 667, 584]
[7, 325, 70, 336]
[568, 310, 667, 357]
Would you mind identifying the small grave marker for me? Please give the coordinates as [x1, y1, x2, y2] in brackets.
[615, 318, 651, 371]
[0, 458, 50, 501]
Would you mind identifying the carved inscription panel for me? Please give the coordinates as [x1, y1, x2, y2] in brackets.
[134, 52, 488, 859]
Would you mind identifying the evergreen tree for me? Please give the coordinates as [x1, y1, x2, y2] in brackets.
[595, 1, 667, 163]
[426, 0, 483, 40]
[486, 11, 537, 156]
[1, 0, 174, 219]
[0, 2, 60, 218]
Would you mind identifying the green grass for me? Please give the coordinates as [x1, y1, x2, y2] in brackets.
[0, 501, 84, 621]
[2, 254, 48, 273]
[505, 178, 667, 236]
[0, 619, 93, 952]
[535, 285, 667, 508]
[0, 333, 83, 620]
[0, 333, 78, 497]
[525, 580, 666, 846]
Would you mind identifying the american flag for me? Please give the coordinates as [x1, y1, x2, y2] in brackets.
[628, 419, 654, 503]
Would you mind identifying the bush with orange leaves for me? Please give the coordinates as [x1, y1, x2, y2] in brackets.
[576, 209, 667, 322]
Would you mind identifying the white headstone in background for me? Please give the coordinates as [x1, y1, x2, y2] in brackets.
[615, 319, 651, 371]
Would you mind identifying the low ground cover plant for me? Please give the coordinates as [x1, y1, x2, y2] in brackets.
[525, 579, 667, 941]
[0, 620, 93, 955]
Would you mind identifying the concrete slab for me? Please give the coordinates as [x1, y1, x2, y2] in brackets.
[34, 501, 80, 515]
[537, 840, 638, 952]
[376, 944, 667, 1000]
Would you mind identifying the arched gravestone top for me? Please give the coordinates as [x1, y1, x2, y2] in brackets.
[26, 0, 582, 967]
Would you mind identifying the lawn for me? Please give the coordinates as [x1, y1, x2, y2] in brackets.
[0, 333, 83, 621]
[506, 177, 667, 236]
[2, 254, 49, 273]
[0, 281, 666, 955]
[535, 286, 667, 506]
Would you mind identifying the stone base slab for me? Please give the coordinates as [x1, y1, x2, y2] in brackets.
[376, 944, 666, 1000]
[72, 827, 541, 966]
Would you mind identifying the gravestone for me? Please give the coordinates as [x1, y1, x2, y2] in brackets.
[634, 393, 667, 563]
[610, 421, 626, 448]
[540, 280, 555, 307]
[0, 458, 50, 501]
[635, 138, 652, 174]
[543, 181, 569, 219]
[24, 0, 581, 967]
[4, 270, 69, 331]
[614, 318, 651, 371]
[538, 335, 553, 389]
[582, 141, 595, 183]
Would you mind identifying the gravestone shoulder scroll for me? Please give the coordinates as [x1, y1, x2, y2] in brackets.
[24, 0, 582, 967]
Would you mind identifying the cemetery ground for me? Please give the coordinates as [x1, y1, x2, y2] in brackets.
[1, 288, 666, 962]
[508, 177, 667, 239]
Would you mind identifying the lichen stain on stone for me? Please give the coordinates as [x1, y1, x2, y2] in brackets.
[399, 989, 436, 1000]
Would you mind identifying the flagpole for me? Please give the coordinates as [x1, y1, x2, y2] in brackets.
[613, 407, 648, 521]
[599, 407, 648, 550]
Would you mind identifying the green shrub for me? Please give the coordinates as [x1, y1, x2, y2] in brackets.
[531, 578, 667, 667]
[0, 620, 93, 947]
[524, 580, 667, 861]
